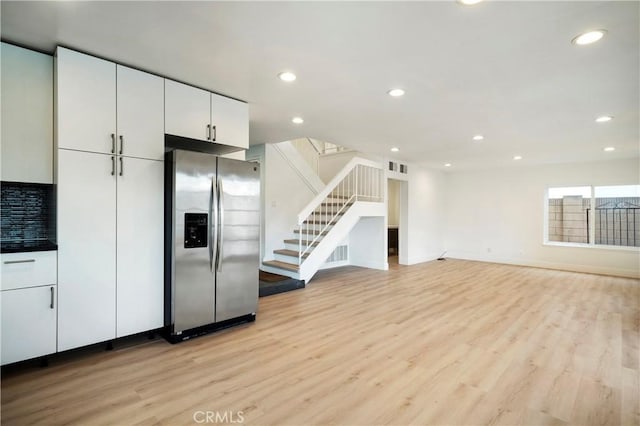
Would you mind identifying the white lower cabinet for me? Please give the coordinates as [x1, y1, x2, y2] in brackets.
[57, 149, 117, 351]
[1, 285, 57, 365]
[116, 157, 164, 337]
[57, 149, 164, 350]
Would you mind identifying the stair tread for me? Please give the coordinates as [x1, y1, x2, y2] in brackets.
[303, 219, 337, 225]
[311, 211, 344, 216]
[284, 239, 320, 247]
[294, 229, 329, 236]
[263, 260, 300, 272]
[320, 202, 354, 207]
[274, 249, 310, 258]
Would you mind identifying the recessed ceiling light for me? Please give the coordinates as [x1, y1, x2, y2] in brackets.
[388, 89, 405, 97]
[595, 115, 613, 123]
[473, 135, 484, 141]
[444, 163, 452, 167]
[291, 117, 304, 124]
[604, 146, 615, 152]
[513, 155, 523, 160]
[457, 0, 483, 5]
[572, 30, 606, 45]
[390, 147, 399, 152]
[278, 71, 296, 82]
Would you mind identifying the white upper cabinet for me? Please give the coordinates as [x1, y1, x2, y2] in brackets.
[1, 43, 53, 183]
[211, 93, 249, 149]
[165, 79, 211, 142]
[116, 65, 165, 161]
[57, 48, 164, 160]
[56, 47, 116, 155]
[165, 79, 249, 149]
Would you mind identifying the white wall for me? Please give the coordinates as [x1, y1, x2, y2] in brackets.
[321, 151, 447, 266]
[318, 151, 357, 182]
[350, 217, 387, 270]
[247, 144, 317, 261]
[444, 158, 640, 278]
[401, 166, 447, 265]
[387, 179, 401, 227]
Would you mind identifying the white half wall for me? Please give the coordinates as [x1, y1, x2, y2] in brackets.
[444, 158, 640, 278]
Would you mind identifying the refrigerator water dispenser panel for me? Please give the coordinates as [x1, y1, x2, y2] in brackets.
[184, 213, 208, 248]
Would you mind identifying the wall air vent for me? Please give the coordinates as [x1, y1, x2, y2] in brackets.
[400, 164, 408, 174]
[389, 161, 397, 172]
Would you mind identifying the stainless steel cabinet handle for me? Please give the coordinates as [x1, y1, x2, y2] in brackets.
[50, 287, 54, 309]
[3, 259, 35, 264]
[212, 125, 217, 142]
[206, 124, 211, 140]
[111, 133, 115, 153]
[111, 156, 115, 176]
[217, 178, 224, 272]
[119, 157, 124, 176]
[119, 135, 124, 155]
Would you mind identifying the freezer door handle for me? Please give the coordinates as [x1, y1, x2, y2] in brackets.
[216, 178, 224, 272]
[209, 177, 216, 272]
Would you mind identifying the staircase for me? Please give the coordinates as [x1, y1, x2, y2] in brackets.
[262, 157, 385, 282]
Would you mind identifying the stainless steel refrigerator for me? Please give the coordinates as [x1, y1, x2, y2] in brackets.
[164, 149, 260, 342]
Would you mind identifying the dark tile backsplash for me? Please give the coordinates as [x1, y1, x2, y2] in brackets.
[1, 181, 56, 244]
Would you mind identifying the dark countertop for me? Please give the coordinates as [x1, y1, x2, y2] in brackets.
[1, 240, 57, 253]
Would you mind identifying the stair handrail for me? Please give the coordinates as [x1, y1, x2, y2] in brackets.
[297, 157, 384, 265]
[297, 157, 383, 224]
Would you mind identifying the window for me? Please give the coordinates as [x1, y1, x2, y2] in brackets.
[594, 185, 640, 247]
[546, 185, 640, 248]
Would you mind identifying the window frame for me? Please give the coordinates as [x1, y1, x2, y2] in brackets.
[543, 184, 640, 252]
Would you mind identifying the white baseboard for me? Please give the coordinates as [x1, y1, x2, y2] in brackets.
[405, 253, 441, 265]
[350, 259, 388, 270]
[445, 251, 639, 279]
[318, 260, 351, 270]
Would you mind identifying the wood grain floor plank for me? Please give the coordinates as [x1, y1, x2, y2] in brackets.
[1, 259, 637, 425]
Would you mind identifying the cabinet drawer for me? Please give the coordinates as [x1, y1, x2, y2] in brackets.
[1, 251, 57, 290]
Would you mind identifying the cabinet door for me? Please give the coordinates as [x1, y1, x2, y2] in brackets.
[116, 65, 165, 161]
[56, 47, 116, 154]
[1, 285, 57, 365]
[165, 79, 211, 142]
[116, 157, 164, 337]
[1, 43, 53, 184]
[57, 149, 116, 351]
[211, 94, 249, 149]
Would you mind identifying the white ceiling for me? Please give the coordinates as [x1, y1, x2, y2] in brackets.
[1, 1, 638, 170]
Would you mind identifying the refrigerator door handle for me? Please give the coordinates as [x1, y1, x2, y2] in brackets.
[208, 178, 218, 272]
[216, 178, 224, 272]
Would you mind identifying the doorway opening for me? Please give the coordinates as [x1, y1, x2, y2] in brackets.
[387, 178, 407, 266]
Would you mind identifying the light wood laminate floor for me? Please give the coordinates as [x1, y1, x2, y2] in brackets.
[2, 259, 639, 425]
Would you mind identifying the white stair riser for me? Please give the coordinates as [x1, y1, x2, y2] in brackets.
[299, 223, 335, 231]
[274, 253, 303, 263]
[283, 242, 317, 251]
[260, 264, 301, 280]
